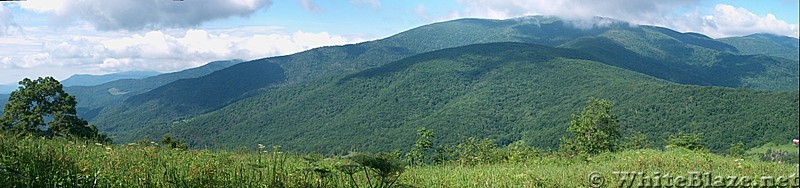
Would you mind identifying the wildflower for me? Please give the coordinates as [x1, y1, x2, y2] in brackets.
[95, 143, 103, 146]
[258, 144, 265, 149]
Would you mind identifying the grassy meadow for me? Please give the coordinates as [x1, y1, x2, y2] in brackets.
[2, 133, 797, 187]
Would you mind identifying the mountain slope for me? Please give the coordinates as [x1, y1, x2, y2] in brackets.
[96, 60, 286, 131]
[111, 43, 798, 154]
[719, 33, 800, 60]
[561, 36, 799, 91]
[64, 59, 242, 120]
[90, 16, 799, 136]
[61, 71, 161, 87]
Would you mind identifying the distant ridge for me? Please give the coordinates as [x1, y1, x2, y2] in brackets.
[62, 71, 161, 87]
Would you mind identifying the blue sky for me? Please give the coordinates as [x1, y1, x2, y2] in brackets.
[0, 0, 798, 84]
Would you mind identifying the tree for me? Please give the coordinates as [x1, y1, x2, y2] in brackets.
[560, 98, 620, 155]
[161, 134, 188, 150]
[727, 141, 745, 157]
[407, 127, 434, 165]
[0, 77, 104, 141]
[666, 132, 705, 151]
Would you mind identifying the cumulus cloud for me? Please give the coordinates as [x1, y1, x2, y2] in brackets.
[0, 26, 366, 75]
[669, 4, 799, 38]
[451, 0, 799, 38]
[19, 0, 272, 31]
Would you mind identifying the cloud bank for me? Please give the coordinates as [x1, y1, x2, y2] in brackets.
[452, 0, 799, 38]
[0, 26, 366, 75]
[19, 0, 272, 31]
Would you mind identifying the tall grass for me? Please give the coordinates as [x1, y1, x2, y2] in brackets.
[1, 134, 797, 187]
[403, 149, 799, 187]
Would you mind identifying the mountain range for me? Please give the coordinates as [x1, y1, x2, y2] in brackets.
[1, 16, 797, 153]
[61, 71, 161, 87]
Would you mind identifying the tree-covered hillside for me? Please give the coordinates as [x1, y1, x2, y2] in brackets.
[63, 59, 242, 120]
[719, 33, 800, 60]
[97, 61, 287, 132]
[108, 43, 798, 154]
[88, 16, 799, 142]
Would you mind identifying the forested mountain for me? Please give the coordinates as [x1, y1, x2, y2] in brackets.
[89, 16, 798, 139]
[61, 71, 161, 87]
[71, 16, 798, 156]
[103, 43, 798, 154]
[63, 59, 243, 120]
[719, 33, 800, 60]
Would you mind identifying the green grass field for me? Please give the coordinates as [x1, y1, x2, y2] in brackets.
[2, 134, 798, 187]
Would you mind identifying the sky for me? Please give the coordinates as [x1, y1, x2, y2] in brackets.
[0, 0, 798, 84]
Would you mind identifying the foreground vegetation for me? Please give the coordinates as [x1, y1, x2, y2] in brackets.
[1, 133, 797, 187]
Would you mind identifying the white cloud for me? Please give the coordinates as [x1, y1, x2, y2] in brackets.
[0, 25, 366, 82]
[17, 0, 67, 14]
[18, 0, 272, 31]
[0, 4, 23, 36]
[298, 0, 321, 13]
[350, 0, 381, 10]
[414, 4, 431, 22]
[670, 4, 799, 38]
[454, 0, 696, 21]
[451, 0, 799, 38]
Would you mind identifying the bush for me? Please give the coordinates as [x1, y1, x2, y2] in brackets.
[666, 132, 705, 151]
[620, 132, 654, 150]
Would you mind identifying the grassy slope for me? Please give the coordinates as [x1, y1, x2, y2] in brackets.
[404, 148, 799, 187]
[122, 43, 799, 153]
[2, 134, 797, 187]
[747, 143, 800, 156]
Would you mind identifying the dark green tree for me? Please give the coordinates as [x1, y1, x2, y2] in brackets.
[0, 77, 104, 141]
[560, 98, 620, 155]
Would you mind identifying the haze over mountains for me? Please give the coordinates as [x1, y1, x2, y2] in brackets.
[1, 16, 798, 153]
[61, 71, 161, 87]
[0, 71, 160, 94]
